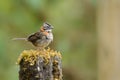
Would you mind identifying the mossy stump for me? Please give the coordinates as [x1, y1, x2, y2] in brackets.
[17, 48, 62, 80]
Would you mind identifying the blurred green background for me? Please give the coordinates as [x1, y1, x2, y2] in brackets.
[0, 0, 97, 80]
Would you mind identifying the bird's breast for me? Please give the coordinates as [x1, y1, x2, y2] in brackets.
[35, 33, 53, 47]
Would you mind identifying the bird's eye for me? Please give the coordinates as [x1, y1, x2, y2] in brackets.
[47, 31, 50, 33]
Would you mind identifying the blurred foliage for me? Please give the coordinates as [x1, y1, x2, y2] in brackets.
[0, 0, 97, 80]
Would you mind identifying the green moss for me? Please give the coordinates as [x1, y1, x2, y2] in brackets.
[17, 48, 62, 66]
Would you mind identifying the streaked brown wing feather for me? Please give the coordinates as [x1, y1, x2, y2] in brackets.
[27, 32, 42, 43]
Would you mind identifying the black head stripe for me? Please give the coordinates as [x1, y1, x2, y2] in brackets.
[43, 22, 53, 30]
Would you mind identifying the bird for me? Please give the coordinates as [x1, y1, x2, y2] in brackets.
[12, 22, 53, 50]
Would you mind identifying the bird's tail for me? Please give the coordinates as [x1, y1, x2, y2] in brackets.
[12, 38, 27, 41]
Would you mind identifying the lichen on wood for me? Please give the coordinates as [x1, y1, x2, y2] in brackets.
[17, 48, 62, 80]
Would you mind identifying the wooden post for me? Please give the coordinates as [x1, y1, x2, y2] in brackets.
[97, 0, 120, 80]
[17, 49, 62, 80]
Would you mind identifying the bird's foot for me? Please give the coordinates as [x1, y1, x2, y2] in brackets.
[36, 47, 45, 51]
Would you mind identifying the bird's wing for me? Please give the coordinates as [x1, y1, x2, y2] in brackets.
[27, 32, 43, 42]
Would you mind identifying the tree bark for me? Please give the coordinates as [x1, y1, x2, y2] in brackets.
[97, 0, 120, 80]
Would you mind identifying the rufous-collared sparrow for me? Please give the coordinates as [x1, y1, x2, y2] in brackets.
[13, 22, 53, 50]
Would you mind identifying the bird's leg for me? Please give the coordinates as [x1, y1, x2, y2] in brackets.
[36, 47, 45, 51]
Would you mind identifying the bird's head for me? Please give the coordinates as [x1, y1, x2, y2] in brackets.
[40, 22, 53, 32]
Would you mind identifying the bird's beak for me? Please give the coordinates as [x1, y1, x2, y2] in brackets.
[51, 26, 54, 29]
